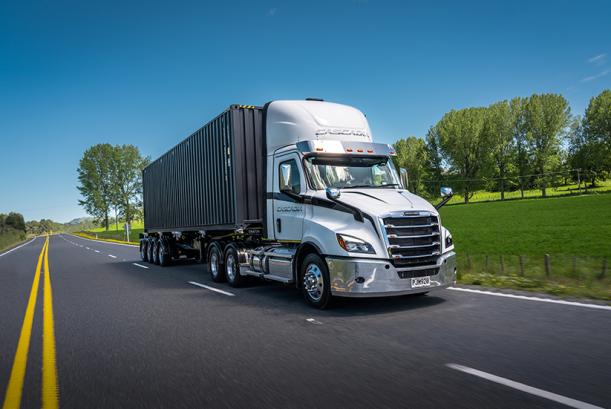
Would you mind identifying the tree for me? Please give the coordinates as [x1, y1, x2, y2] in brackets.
[485, 100, 515, 200]
[523, 93, 570, 197]
[581, 89, 611, 180]
[4, 212, 26, 232]
[77, 144, 115, 230]
[509, 97, 530, 198]
[110, 145, 150, 226]
[436, 107, 490, 203]
[393, 136, 429, 194]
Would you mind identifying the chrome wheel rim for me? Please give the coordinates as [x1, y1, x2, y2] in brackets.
[303, 263, 324, 302]
[210, 252, 219, 277]
[226, 254, 236, 281]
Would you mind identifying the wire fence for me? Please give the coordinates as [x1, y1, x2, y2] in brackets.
[416, 169, 611, 204]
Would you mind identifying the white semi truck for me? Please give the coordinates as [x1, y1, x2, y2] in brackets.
[140, 99, 456, 308]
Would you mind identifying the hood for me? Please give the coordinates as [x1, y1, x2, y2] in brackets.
[316, 189, 438, 217]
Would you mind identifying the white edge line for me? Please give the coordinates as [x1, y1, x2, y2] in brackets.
[306, 318, 323, 325]
[94, 250, 100, 253]
[446, 364, 604, 409]
[448, 287, 611, 311]
[0, 236, 38, 257]
[188, 281, 235, 296]
[132, 263, 149, 269]
[108, 254, 117, 258]
[67, 233, 138, 247]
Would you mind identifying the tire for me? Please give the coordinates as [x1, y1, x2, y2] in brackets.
[224, 247, 244, 287]
[208, 243, 225, 282]
[147, 239, 155, 264]
[140, 240, 149, 262]
[301, 253, 332, 309]
[152, 239, 161, 265]
[158, 239, 170, 267]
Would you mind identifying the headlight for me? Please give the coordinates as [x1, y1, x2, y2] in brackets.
[336, 234, 375, 254]
[445, 231, 453, 249]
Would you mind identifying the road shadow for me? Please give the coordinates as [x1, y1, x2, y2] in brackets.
[109, 259, 448, 316]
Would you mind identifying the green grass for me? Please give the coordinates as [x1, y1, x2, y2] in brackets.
[440, 194, 611, 300]
[440, 193, 611, 257]
[443, 179, 611, 205]
[0, 229, 27, 252]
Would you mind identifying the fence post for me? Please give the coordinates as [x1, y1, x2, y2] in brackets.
[485, 255, 489, 274]
[572, 257, 577, 277]
[519, 255, 525, 276]
[500, 255, 504, 274]
[600, 258, 608, 280]
[544, 254, 551, 277]
[466, 253, 472, 270]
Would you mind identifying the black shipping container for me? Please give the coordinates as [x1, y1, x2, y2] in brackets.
[143, 105, 266, 234]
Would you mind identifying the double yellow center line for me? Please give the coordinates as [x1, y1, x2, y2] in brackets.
[2, 236, 59, 409]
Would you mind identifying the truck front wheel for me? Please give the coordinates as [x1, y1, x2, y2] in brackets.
[301, 253, 332, 309]
[208, 244, 225, 282]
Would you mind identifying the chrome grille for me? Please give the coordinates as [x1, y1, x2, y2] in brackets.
[382, 212, 441, 269]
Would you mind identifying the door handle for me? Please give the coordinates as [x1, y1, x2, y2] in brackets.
[276, 218, 282, 233]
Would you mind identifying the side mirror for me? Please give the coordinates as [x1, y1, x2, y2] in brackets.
[326, 187, 341, 200]
[280, 163, 292, 192]
[440, 187, 453, 197]
[400, 168, 409, 190]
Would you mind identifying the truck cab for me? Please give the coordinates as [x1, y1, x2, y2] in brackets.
[259, 100, 456, 306]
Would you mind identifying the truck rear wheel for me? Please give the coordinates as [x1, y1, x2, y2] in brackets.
[208, 243, 225, 282]
[158, 239, 170, 267]
[224, 247, 244, 287]
[301, 253, 332, 309]
[140, 240, 149, 262]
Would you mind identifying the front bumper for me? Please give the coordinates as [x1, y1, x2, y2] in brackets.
[326, 251, 456, 297]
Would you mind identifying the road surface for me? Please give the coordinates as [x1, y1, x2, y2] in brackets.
[1, 235, 609, 409]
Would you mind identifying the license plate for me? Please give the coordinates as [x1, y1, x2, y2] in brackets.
[411, 276, 430, 288]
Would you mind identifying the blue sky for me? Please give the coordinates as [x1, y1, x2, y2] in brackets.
[1, 0, 610, 222]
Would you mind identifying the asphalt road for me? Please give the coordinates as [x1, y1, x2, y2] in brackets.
[1, 234, 609, 409]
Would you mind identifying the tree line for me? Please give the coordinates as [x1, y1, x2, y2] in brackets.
[77, 144, 150, 231]
[394, 89, 611, 203]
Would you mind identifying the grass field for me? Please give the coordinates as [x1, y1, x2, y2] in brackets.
[440, 193, 611, 300]
[440, 179, 611, 205]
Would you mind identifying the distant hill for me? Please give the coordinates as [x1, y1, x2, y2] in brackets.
[66, 217, 94, 225]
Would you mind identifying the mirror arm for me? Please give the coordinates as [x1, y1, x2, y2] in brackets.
[434, 194, 453, 210]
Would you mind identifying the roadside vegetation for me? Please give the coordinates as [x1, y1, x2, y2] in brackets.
[441, 194, 611, 301]
[0, 213, 27, 251]
[394, 89, 611, 204]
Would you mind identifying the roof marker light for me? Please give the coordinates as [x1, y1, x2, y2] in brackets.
[316, 147, 324, 152]
[346, 148, 353, 152]
[367, 149, 374, 153]
[357, 148, 364, 153]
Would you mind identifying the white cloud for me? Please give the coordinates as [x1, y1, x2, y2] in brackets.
[580, 69, 609, 83]
[587, 53, 607, 66]
[267, 8, 277, 16]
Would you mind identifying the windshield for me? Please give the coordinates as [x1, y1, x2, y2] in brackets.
[304, 155, 401, 189]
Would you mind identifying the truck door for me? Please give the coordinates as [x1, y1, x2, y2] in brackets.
[272, 153, 305, 241]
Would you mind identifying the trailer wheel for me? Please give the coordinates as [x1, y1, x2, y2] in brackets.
[301, 253, 332, 309]
[152, 239, 161, 265]
[140, 240, 149, 262]
[208, 243, 225, 282]
[147, 239, 155, 264]
[224, 247, 244, 287]
[158, 239, 170, 267]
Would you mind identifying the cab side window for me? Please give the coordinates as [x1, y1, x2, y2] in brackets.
[278, 159, 301, 194]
